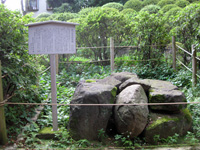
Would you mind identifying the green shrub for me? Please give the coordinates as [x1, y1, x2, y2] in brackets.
[35, 13, 52, 22]
[160, 4, 179, 13]
[175, 0, 190, 8]
[53, 3, 72, 13]
[78, 7, 98, 16]
[171, 70, 192, 88]
[0, 4, 43, 139]
[165, 7, 182, 18]
[36, 13, 51, 20]
[121, 8, 136, 14]
[135, 62, 175, 80]
[124, 0, 143, 11]
[140, 4, 161, 14]
[102, 2, 123, 11]
[157, 0, 175, 8]
[48, 12, 79, 21]
[143, 0, 159, 6]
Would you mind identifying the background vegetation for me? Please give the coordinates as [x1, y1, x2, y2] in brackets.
[1, 0, 200, 148]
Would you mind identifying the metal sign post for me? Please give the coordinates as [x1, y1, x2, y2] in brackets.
[26, 21, 78, 131]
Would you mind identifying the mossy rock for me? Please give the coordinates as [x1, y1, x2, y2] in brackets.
[36, 127, 63, 139]
[149, 89, 186, 113]
[144, 110, 192, 144]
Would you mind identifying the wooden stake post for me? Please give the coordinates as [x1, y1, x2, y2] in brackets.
[172, 36, 176, 70]
[0, 61, 8, 145]
[192, 45, 197, 87]
[110, 37, 114, 72]
[26, 21, 78, 131]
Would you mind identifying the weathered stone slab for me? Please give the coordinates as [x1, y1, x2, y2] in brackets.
[149, 89, 186, 112]
[143, 79, 178, 91]
[114, 85, 149, 138]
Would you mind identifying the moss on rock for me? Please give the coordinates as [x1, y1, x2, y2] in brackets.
[147, 117, 179, 130]
[181, 108, 192, 123]
[85, 79, 96, 83]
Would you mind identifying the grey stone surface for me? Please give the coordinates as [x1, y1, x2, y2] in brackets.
[119, 77, 151, 93]
[143, 79, 178, 91]
[149, 89, 186, 112]
[144, 109, 192, 144]
[109, 72, 138, 83]
[68, 82, 117, 140]
[114, 84, 149, 138]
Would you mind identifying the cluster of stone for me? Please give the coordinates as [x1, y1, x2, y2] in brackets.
[68, 72, 192, 144]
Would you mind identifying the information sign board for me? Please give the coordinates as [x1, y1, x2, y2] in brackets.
[26, 21, 79, 54]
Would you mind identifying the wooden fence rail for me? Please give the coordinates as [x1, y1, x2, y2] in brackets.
[172, 36, 200, 87]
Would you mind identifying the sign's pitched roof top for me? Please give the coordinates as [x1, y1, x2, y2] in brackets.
[25, 20, 79, 27]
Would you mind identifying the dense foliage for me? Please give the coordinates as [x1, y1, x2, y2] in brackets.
[0, 4, 44, 139]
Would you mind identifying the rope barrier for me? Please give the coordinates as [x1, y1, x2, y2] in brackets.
[76, 44, 166, 49]
[3, 101, 200, 106]
[60, 59, 158, 64]
[176, 45, 192, 56]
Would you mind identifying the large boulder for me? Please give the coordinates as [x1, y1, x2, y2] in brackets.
[68, 82, 117, 140]
[149, 89, 186, 112]
[144, 108, 192, 144]
[114, 84, 149, 138]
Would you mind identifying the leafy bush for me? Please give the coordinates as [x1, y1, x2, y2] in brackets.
[171, 3, 200, 56]
[78, 7, 99, 16]
[157, 0, 175, 8]
[48, 12, 79, 21]
[124, 0, 143, 11]
[140, 4, 161, 14]
[143, 0, 159, 6]
[0, 4, 44, 139]
[164, 7, 182, 19]
[102, 2, 123, 11]
[135, 62, 175, 80]
[170, 70, 192, 88]
[121, 8, 135, 13]
[160, 4, 179, 13]
[53, 3, 72, 13]
[35, 13, 51, 21]
[175, 0, 190, 8]
[71, 7, 133, 60]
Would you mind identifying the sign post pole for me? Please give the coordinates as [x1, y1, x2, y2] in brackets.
[50, 54, 58, 131]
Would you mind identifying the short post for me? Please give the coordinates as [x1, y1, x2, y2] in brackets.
[0, 61, 8, 145]
[110, 37, 114, 72]
[172, 36, 176, 70]
[50, 55, 58, 131]
[192, 45, 197, 87]
[56, 54, 59, 74]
